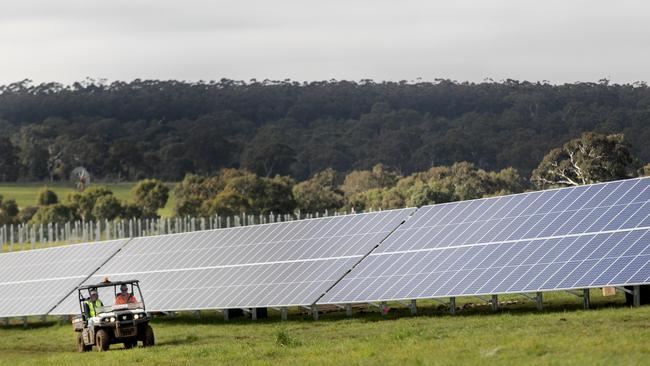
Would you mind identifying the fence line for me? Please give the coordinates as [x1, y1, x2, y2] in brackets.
[0, 208, 362, 253]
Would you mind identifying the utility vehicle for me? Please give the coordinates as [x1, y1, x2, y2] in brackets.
[72, 280, 154, 352]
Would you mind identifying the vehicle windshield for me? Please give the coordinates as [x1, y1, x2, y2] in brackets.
[82, 283, 142, 314]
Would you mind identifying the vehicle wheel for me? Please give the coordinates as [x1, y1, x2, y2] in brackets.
[95, 329, 110, 351]
[77, 332, 89, 352]
[123, 339, 137, 349]
[142, 325, 155, 347]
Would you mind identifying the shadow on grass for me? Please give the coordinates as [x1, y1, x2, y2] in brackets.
[147, 295, 635, 327]
[0, 320, 59, 330]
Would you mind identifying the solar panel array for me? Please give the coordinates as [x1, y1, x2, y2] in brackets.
[4, 178, 650, 319]
[319, 177, 650, 304]
[51, 209, 414, 314]
[0, 240, 128, 317]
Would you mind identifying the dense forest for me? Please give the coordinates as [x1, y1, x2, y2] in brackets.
[0, 78, 649, 182]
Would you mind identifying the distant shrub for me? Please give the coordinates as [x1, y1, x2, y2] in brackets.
[37, 187, 58, 206]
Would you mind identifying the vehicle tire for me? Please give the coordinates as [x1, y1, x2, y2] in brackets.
[142, 325, 155, 347]
[123, 339, 137, 349]
[77, 332, 89, 353]
[95, 329, 110, 352]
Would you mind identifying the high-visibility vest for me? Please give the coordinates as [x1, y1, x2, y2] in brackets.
[85, 299, 103, 317]
[115, 293, 137, 305]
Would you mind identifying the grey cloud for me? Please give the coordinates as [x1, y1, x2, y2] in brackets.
[0, 0, 648, 84]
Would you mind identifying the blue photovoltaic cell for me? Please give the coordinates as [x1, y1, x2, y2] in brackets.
[51, 209, 414, 314]
[319, 177, 650, 304]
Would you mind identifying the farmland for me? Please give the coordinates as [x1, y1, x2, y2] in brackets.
[1, 291, 649, 365]
[0, 182, 176, 217]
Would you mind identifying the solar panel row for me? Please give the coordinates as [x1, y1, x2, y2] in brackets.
[320, 177, 650, 305]
[51, 209, 415, 314]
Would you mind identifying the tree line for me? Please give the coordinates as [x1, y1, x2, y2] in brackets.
[1, 79, 650, 182]
[1, 132, 647, 227]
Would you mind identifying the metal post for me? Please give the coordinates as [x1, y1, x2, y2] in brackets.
[312, 305, 319, 320]
[633, 285, 641, 307]
[193, 310, 201, 319]
[22, 316, 28, 328]
[3, 317, 8, 326]
[40, 315, 46, 323]
[583, 289, 590, 309]
[345, 304, 353, 317]
[281, 307, 288, 321]
[491, 295, 498, 311]
[251, 308, 257, 321]
[536, 292, 543, 311]
[449, 297, 456, 315]
[223, 309, 229, 321]
[59, 315, 69, 325]
[410, 299, 417, 315]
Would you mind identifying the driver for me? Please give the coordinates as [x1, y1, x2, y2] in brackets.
[85, 288, 103, 325]
[115, 284, 137, 304]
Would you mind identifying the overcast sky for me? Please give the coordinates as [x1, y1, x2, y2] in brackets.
[1, 0, 648, 85]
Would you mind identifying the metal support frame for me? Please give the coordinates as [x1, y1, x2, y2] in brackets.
[432, 298, 449, 306]
[633, 285, 641, 307]
[193, 310, 201, 319]
[251, 308, 258, 321]
[449, 297, 456, 315]
[40, 315, 47, 323]
[520, 293, 533, 301]
[615, 286, 633, 295]
[491, 295, 498, 311]
[583, 289, 590, 309]
[475, 295, 491, 303]
[223, 309, 229, 321]
[565, 290, 583, 298]
[280, 307, 288, 321]
[536, 292, 543, 311]
[22, 316, 28, 328]
[345, 304, 353, 317]
[3, 317, 9, 326]
[311, 305, 319, 320]
[410, 299, 417, 315]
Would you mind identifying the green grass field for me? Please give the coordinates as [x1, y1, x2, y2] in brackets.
[1, 291, 648, 365]
[0, 182, 176, 217]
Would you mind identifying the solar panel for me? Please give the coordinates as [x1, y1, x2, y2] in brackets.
[51, 209, 414, 314]
[0, 240, 128, 317]
[319, 177, 650, 305]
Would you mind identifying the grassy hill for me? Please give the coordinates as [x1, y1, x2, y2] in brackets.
[1, 291, 648, 365]
[0, 182, 176, 217]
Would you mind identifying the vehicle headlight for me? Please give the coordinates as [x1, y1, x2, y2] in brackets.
[110, 317, 116, 322]
[134, 314, 140, 319]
